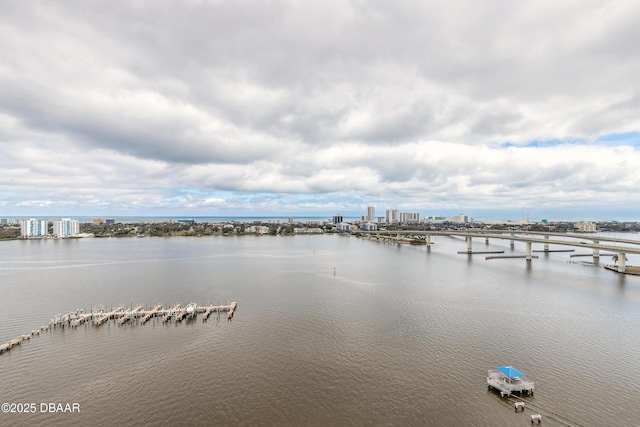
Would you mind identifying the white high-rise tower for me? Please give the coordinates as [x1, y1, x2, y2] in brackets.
[21, 219, 48, 237]
[367, 206, 375, 222]
[53, 218, 80, 237]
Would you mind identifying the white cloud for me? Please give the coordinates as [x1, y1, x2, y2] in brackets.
[1, 0, 640, 218]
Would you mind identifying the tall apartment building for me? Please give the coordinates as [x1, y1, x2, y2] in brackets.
[385, 209, 399, 224]
[53, 218, 80, 237]
[21, 219, 48, 237]
[451, 213, 473, 223]
[333, 214, 343, 225]
[360, 222, 377, 231]
[367, 206, 375, 222]
[401, 212, 420, 223]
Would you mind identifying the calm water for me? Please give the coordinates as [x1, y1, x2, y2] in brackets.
[1, 234, 639, 426]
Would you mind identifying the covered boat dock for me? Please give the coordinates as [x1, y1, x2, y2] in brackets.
[487, 366, 534, 397]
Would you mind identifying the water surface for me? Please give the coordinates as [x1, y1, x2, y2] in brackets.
[1, 234, 639, 426]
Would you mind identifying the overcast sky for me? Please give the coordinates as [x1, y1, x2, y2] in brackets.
[2, 0, 640, 220]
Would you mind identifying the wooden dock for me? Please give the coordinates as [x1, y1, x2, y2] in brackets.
[118, 304, 144, 325]
[141, 304, 163, 324]
[1, 300, 238, 357]
[95, 306, 124, 326]
[175, 307, 188, 322]
[200, 301, 237, 321]
[162, 303, 182, 323]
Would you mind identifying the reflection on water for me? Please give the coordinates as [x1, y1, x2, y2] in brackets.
[1, 234, 640, 426]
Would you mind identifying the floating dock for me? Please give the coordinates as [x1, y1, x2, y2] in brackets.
[0, 300, 238, 357]
[487, 366, 534, 397]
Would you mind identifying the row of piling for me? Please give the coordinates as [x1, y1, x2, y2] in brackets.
[0, 301, 237, 357]
[0, 325, 49, 355]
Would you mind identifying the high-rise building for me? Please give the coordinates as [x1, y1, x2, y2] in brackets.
[332, 214, 343, 225]
[336, 222, 352, 233]
[401, 212, 420, 223]
[21, 219, 48, 237]
[360, 222, 377, 231]
[53, 218, 80, 237]
[450, 213, 473, 223]
[367, 206, 375, 222]
[385, 209, 399, 224]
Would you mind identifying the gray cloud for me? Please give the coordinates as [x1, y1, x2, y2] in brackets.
[1, 1, 640, 217]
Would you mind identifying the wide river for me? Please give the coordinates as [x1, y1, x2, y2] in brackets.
[1, 233, 639, 426]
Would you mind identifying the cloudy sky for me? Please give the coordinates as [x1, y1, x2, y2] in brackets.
[2, 0, 640, 220]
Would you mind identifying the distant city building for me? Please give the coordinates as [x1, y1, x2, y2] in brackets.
[401, 212, 420, 224]
[53, 218, 80, 237]
[177, 219, 195, 224]
[360, 222, 377, 231]
[0, 218, 8, 225]
[336, 222, 352, 233]
[21, 219, 48, 237]
[93, 218, 105, 224]
[288, 217, 293, 224]
[246, 225, 270, 234]
[386, 209, 399, 224]
[105, 218, 115, 225]
[575, 221, 596, 232]
[267, 219, 281, 224]
[367, 206, 375, 222]
[333, 214, 343, 225]
[426, 215, 448, 223]
[293, 227, 323, 234]
[450, 213, 473, 223]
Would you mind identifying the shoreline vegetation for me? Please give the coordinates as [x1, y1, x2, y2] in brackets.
[2, 219, 640, 240]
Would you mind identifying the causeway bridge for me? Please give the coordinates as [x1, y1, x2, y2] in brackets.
[362, 230, 640, 273]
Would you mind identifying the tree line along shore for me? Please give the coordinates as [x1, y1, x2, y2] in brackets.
[2, 219, 640, 240]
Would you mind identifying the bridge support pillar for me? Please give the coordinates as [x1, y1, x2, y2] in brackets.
[543, 235, 549, 252]
[426, 234, 432, 247]
[485, 237, 489, 244]
[526, 242, 532, 261]
[618, 252, 626, 272]
[466, 237, 473, 254]
[510, 233, 515, 248]
[593, 240, 600, 259]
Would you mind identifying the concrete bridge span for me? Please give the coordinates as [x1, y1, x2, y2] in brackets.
[362, 230, 640, 273]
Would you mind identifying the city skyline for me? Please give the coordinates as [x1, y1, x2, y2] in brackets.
[2, 1, 640, 220]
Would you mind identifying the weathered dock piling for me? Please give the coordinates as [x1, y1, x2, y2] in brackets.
[94, 306, 124, 326]
[2, 299, 237, 357]
[199, 301, 237, 321]
[141, 304, 163, 324]
[202, 306, 213, 321]
[227, 301, 237, 319]
[162, 303, 181, 323]
[118, 304, 144, 325]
